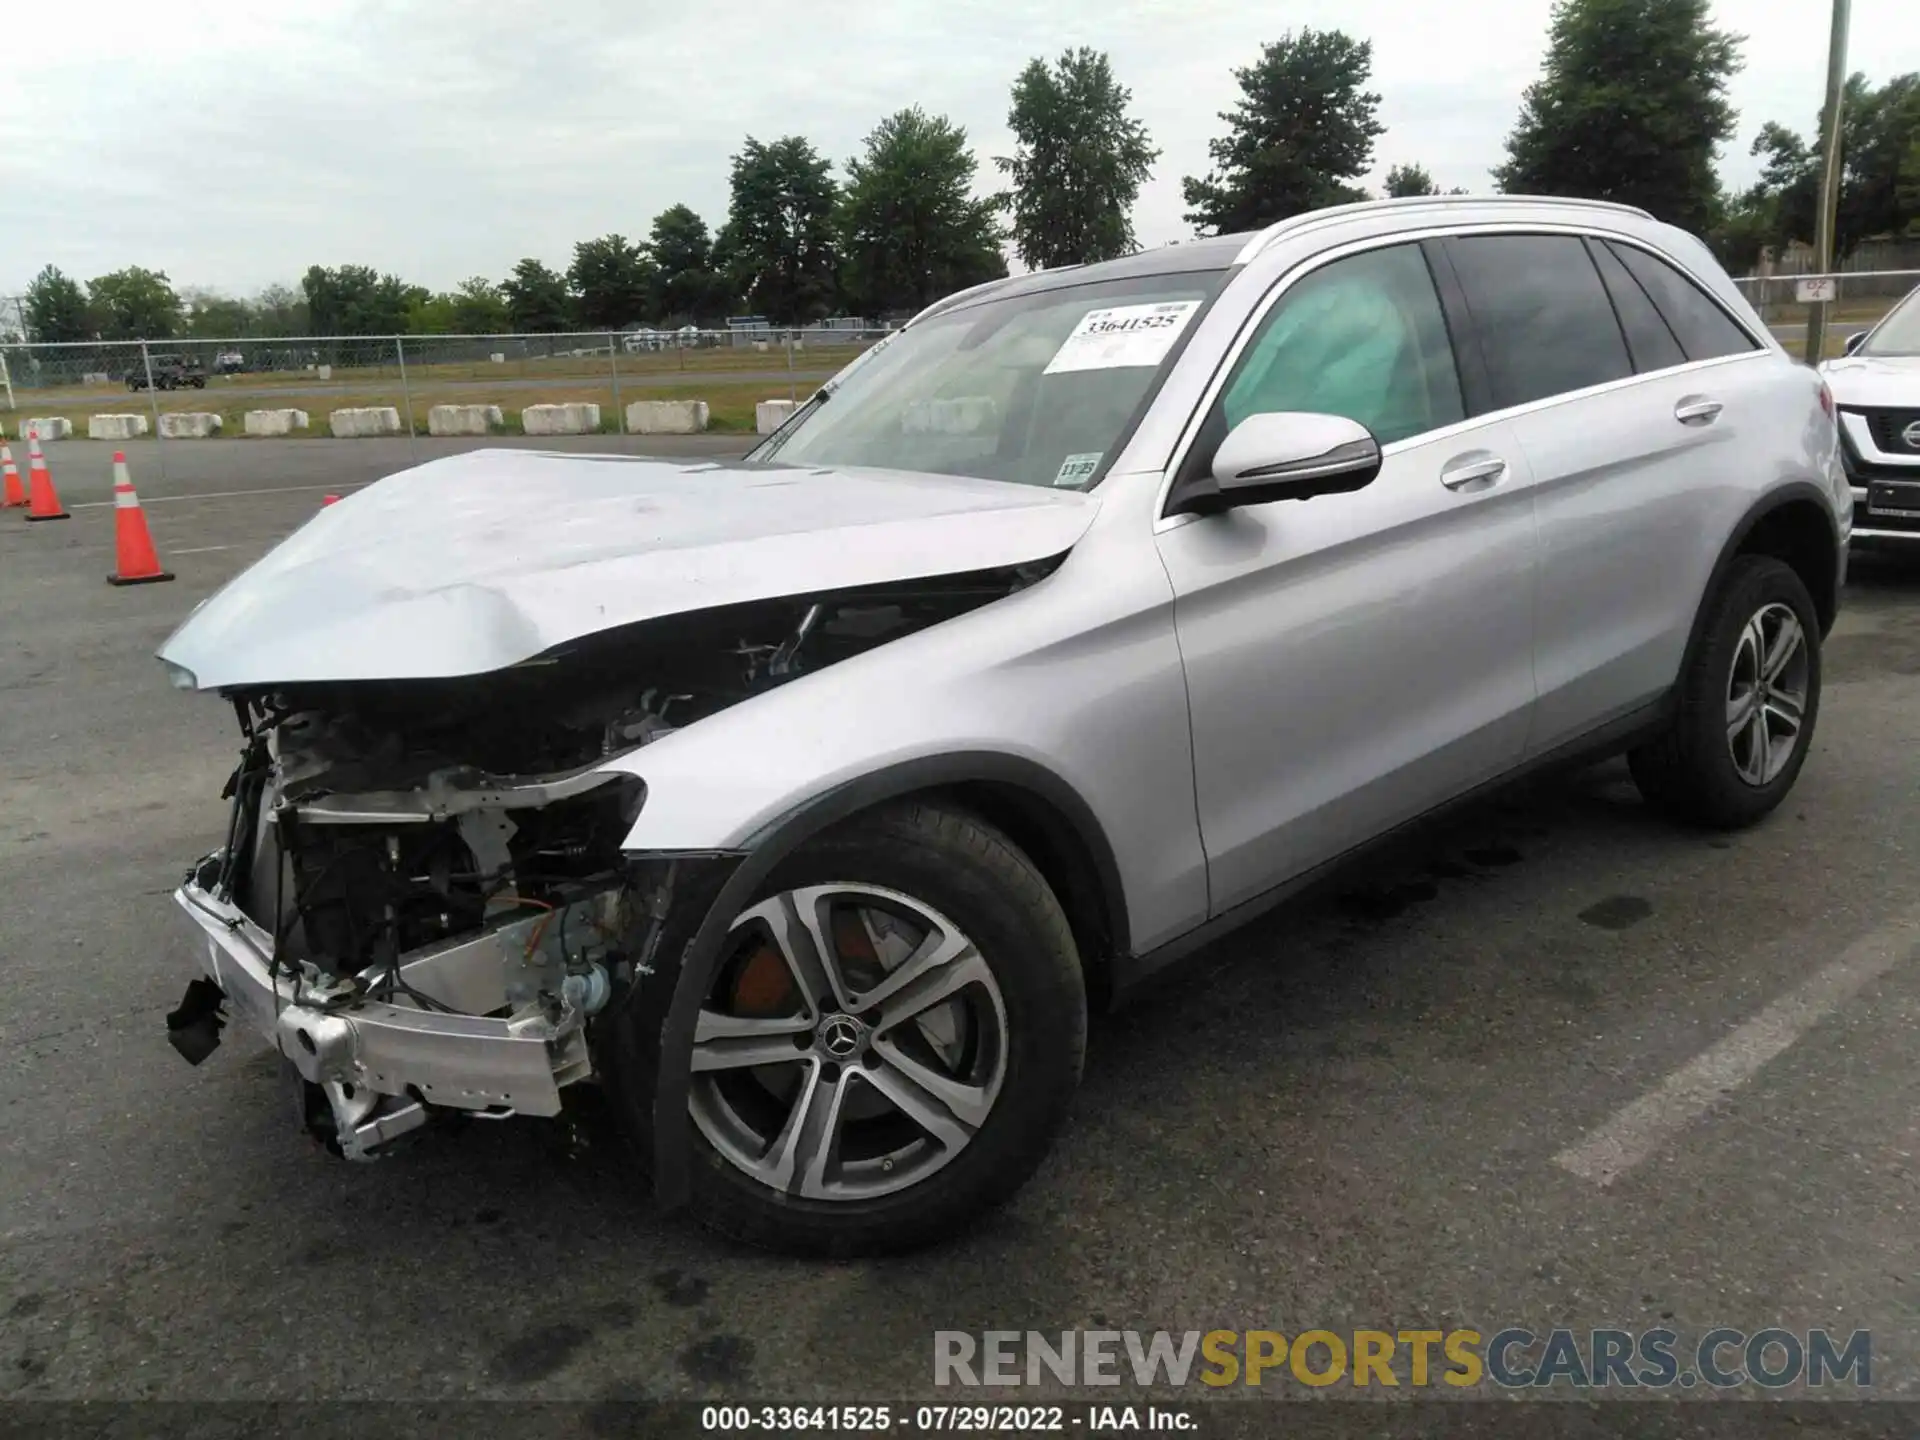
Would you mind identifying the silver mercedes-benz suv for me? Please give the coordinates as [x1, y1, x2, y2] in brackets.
[158, 195, 1848, 1256]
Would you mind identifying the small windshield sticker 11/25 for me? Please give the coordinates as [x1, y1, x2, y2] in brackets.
[1053, 452, 1103, 487]
[1043, 300, 1203, 375]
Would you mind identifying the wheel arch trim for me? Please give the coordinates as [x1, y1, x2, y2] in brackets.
[620, 750, 1130, 1211]
[1683, 483, 1841, 684]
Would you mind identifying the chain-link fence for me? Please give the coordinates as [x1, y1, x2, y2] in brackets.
[0, 326, 893, 456]
[1731, 270, 1920, 359]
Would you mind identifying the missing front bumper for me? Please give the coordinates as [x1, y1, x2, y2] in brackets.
[171, 879, 591, 1147]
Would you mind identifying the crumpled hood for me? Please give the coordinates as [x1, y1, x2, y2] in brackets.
[158, 449, 1098, 689]
[1822, 353, 1920, 408]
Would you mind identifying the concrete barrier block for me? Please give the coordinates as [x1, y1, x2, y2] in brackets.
[157, 412, 224, 439]
[427, 403, 505, 437]
[625, 399, 710, 434]
[755, 399, 798, 434]
[489, 353, 506, 364]
[244, 408, 310, 436]
[330, 406, 403, 438]
[23, 417, 73, 440]
[88, 413, 151, 440]
[521, 402, 601, 436]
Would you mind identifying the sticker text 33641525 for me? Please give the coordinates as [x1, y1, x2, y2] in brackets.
[1043, 301, 1203, 376]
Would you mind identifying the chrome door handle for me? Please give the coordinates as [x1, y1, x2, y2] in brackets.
[1674, 396, 1723, 425]
[1439, 455, 1508, 492]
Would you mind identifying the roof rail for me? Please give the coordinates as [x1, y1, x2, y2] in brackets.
[1230, 194, 1657, 265]
[905, 268, 1059, 329]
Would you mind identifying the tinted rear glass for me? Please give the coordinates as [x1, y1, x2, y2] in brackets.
[1587, 239, 1687, 373]
[1447, 235, 1632, 409]
[1606, 242, 1757, 362]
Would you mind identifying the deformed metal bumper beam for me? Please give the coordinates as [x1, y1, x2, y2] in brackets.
[174, 881, 586, 1119]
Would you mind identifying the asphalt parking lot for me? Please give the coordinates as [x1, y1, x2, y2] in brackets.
[2, 439, 1918, 1417]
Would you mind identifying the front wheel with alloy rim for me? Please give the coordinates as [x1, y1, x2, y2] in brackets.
[1629, 554, 1822, 828]
[683, 802, 1086, 1257]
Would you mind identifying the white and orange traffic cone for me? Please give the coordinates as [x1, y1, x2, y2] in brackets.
[107, 452, 173, 585]
[22, 428, 69, 522]
[0, 439, 23, 509]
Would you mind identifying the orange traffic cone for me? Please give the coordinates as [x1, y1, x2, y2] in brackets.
[107, 452, 173, 585]
[322, 494, 340, 506]
[22, 429, 69, 522]
[0, 441, 23, 508]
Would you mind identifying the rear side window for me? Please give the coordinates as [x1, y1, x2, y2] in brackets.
[1446, 235, 1632, 409]
[1605, 242, 1757, 362]
[1587, 239, 1686, 373]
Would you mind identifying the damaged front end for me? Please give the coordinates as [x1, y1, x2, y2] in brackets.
[164, 570, 1040, 1165]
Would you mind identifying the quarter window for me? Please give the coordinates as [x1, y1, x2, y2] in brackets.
[1219, 243, 1465, 448]
[1588, 239, 1687, 374]
[1446, 234, 1632, 409]
[1605, 241, 1757, 362]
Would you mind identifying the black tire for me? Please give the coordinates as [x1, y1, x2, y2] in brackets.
[192, 377, 205, 389]
[1629, 555, 1821, 828]
[676, 801, 1086, 1257]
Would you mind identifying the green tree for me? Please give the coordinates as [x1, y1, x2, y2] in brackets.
[996, 48, 1159, 269]
[1704, 184, 1772, 274]
[1182, 29, 1385, 234]
[300, 265, 423, 336]
[714, 136, 840, 324]
[88, 266, 182, 340]
[406, 292, 458, 335]
[253, 283, 308, 337]
[500, 258, 573, 332]
[569, 233, 656, 330]
[1493, 0, 1741, 234]
[449, 276, 510, 334]
[181, 289, 257, 338]
[1744, 75, 1920, 258]
[1384, 163, 1438, 197]
[839, 108, 1006, 318]
[649, 204, 730, 322]
[23, 264, 90, 343]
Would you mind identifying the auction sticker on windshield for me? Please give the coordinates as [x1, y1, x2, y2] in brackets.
[1044, 301, 1202, 375]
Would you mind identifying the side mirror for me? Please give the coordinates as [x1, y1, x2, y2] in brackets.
[1172, 412, 1383, 516]
[1842, 331, 1868, 356]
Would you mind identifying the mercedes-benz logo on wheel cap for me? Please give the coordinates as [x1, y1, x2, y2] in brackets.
[1903, 420, 1920, 451]
[819, 1015, 863, 1058]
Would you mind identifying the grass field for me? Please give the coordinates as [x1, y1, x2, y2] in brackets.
[3, 376, 803, 439]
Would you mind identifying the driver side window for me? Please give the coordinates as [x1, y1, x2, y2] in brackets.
[1220, 243, 1465, 448]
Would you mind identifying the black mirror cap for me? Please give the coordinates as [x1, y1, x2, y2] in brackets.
[1842, 331, 1869, 356]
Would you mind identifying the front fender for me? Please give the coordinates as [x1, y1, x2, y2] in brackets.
[593, 535, 1208, 1209]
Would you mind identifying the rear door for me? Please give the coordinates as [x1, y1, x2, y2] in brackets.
[1440, 231, 1767, 755]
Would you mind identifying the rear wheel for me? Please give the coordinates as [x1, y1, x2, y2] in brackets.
[1629, 555, 1820, 828]
[681, 802, 1085, 1257]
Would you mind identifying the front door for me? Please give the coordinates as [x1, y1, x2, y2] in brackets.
[1154, 240, 1540, 915]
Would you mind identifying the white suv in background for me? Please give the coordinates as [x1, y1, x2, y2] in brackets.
[1823, 282, 1920, 545]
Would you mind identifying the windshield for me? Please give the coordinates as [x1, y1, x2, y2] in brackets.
[1862, 286, 1920, 356]
[753, 270, 1227, 488]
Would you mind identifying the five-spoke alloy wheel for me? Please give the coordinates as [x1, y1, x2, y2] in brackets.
[690, 883, 1010, 1203]
[1630, 554, 1823, 828]
[680, 802, 1086, 1257]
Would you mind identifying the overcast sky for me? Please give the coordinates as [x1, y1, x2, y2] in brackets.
[3, 0, 1916, 301]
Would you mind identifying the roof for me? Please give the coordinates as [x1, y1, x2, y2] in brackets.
[910, 195, 1663, 326]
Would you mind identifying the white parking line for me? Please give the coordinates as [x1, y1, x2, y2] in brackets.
[1555, 905, 1920, 1186]
[71, 483, 358, 509]
[167, 545, 234, 555]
